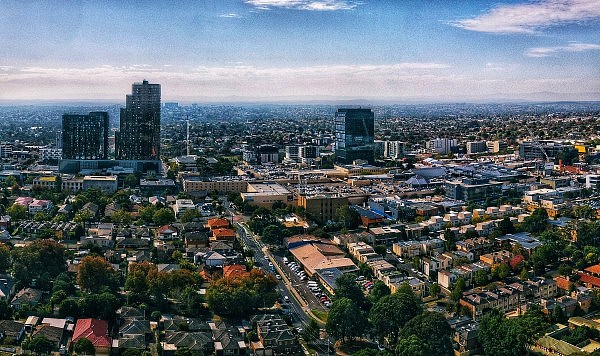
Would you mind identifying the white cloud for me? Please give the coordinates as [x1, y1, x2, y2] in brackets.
[0, 62, 598, 101]
[452, 0, 600, 34]
[245, 0, 359, 11]
[219, 13, 242, 18]
[526, 42, 600, 56]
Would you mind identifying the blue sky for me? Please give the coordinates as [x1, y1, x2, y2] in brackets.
[0, 0, 599, 102]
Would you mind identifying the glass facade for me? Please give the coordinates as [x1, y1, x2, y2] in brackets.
[334, 108, 375, 164]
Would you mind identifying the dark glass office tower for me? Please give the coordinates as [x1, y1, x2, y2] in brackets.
[62, 112, 109, 160]
[334, 108, 375, 164]
[116, 80, 161, 160]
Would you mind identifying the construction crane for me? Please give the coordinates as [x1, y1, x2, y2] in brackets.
[525, 125, 551, 174]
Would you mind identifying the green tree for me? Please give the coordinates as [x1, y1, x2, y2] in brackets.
[429, 283, 441, 298]
[153, 208, 175, 226]
[73, 337, 96, 355]
[179, 209, 200, 223]
[326, 297, 369, 342]
[492, 263, 511, 280]
[12, 239, 66, 288]
[0, 243, 11, 272]
[335, 205, 361, 229]
[369, 287, 422, 344]
[369, 280, 391, 303]
[334, 273, 369, 309]
[0, 300, 13, 320]
[521, 208, 549, 235]
[478, 308, 548, 356]
[497, 217, 516, 235]
[261, 224, 283, 245]
[23, 335, 54, 354]
[124, 174, 138, 188]
[474, 269, 489, 286]
[303, 318, 320, 342]
[396, 334, 427, 356]
[551, 305, 567, 324]
[138, 205, 158, 225]
[111, 210, 132, 225]
[398, 312, 452, 356]
[450, 278, 466, 302]
[443, 229, 456, 251]
[373, 245, 387, 256]
[6, 203, 27, 221]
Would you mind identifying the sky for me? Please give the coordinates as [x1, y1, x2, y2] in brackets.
[0, 0, 599, 102]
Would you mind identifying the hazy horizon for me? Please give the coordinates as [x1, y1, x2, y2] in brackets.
[1, 0, 599, 102]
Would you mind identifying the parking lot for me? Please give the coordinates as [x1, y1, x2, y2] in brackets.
[273, 255, 329, 312]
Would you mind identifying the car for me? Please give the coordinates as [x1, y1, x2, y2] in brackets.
[299, 276, 307, 281]
[276, 274, 282, 280]
[269, 262, 273, 267]
[264, 256, 269, 260]
[284, 296, 290, 302]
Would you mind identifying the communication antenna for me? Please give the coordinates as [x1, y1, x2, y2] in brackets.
[186, 116, 190, 156]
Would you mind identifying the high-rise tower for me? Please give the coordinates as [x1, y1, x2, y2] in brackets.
[62, 112, 109, 160]
[116, 80, 161, 160]
[334, 108, 375, 164]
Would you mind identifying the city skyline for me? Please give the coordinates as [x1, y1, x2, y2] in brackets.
[1, 0, 599, 102]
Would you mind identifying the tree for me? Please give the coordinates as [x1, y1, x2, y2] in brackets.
[429, 283, 441, 298]
[369, 287, 422, 344]
[497, 217, 516, 235]
[473, 269, 489, 286]
[23, 335, 54, 354]
[551, 305, 567, 324]
[77, 256, 121, 293]
[326, 297, 368, 342]
[111, 210, 132, 225]
[450, 278, 466, 302]
[6, 203, 27, 221]
[73, 337, 96, 355]
[179, 209, 200, 223]
[369, 280, 390, 303]
[478, 308, 548, 356]
[206, 269, 277, 317]
[335, 205, 361, 229]
[153, 208, 175, 226]
[124, 174, 138, 188]
[521, 208, 549, 235]
[303, 318, 320, 342]
[261, 224, 283, 245]
[397, 312, 452, 356]
[491, 263, 511, 280]
[12, 239, 66, 288]
[396, 334, 427, 356]
[138, 205, 157, 225]
[443, 229, 456, 251]
[334, 273, 369, 309]
[0, 243, 10, 272]
[373, 245, 387, 256]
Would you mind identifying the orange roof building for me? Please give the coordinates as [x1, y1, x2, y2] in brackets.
[578, 264, 600, 288]
[223, 265, 249, 279]
[72, 318, 111, 353]
[211, 228, 236, 241]
[207, 218, 230, 230]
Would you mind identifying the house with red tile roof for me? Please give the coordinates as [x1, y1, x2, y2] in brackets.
[223, 265, 249, 280]
[578, 264, 600, 289]
[156, 225, 179, 240]
[207, 218, 230, 230]
[211, 228, 235, 242]
[72, 318, 111, 355]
